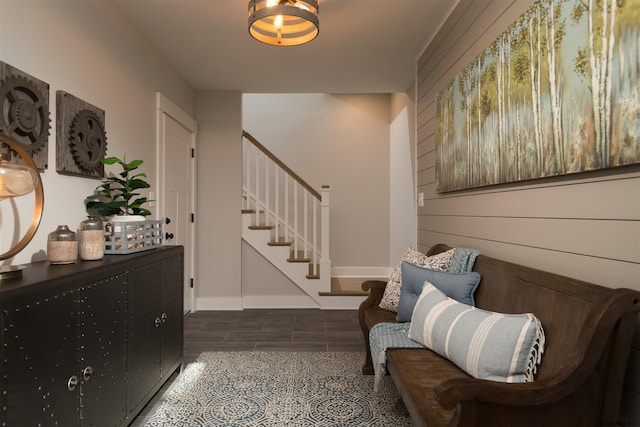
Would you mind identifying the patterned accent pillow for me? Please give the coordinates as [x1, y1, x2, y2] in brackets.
[408, 283, 545, 383]
[378, 247, 454, 312]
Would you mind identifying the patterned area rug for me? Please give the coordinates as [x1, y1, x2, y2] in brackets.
[145, 352, 411, 426]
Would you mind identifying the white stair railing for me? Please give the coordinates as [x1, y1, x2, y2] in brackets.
[242, 131, 330, 278]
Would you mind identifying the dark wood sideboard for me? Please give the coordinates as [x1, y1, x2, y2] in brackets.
[0, 245, 184, 426]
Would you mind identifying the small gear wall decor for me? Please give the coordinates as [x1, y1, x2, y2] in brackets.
[0, 61, 51, 170]
[56, 91, 107, 178]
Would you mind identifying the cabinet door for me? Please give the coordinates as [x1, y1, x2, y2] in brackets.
[160, 254, 184, 376]
[1, 291, 80, 427]
[127, 262, 162, 412]
[78, 275, 128, 427]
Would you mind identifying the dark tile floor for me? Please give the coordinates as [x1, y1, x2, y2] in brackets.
[130, 308, 364, 426]
[184, 308, 364, 360]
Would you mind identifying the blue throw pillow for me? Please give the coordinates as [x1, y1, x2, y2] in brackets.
[396, 261, 481, 322]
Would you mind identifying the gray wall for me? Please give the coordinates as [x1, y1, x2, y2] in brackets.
[0, 0, 195, 265]
[195, 91, 243, 309]
[415, 0, 640, 423]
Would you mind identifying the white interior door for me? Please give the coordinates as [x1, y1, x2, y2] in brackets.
[157, 94, 197, 314]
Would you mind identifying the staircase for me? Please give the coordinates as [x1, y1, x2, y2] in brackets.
[242, 131, 333, 305]
[242, 131, 368, 308]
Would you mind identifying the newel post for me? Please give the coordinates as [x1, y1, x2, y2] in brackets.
[320, 185, 331, 280]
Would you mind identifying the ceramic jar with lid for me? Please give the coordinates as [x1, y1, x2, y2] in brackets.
[78, 215, 104, 260]
[47, 225, 78, 264]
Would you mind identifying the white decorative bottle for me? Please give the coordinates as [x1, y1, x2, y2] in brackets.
[78, 216, 104, 260]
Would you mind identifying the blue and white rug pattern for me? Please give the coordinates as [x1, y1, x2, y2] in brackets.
[145, 351, 411, 426]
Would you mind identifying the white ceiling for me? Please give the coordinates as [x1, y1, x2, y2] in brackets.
[112, 0, 459, 93]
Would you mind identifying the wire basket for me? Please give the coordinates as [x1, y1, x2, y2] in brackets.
[104, 219, 163, 254]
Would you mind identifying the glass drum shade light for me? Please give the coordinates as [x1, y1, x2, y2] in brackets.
[0, 156, 37, 199]
[248, 0, 319, 46]
[0, 133, 44, 279]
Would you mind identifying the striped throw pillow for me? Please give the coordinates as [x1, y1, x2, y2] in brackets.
[408, 283, 545, 383]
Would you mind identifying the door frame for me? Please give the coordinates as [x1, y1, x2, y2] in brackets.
[156, 93, 197, 313]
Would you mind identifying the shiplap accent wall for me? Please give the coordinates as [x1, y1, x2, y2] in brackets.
[415, 0, 640, 424]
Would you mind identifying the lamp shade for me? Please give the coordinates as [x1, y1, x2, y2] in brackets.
[248, 0, 319, 46]
[0, 157, 38, 200]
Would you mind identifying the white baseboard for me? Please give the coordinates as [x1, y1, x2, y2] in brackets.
[331, 266, 392, 278]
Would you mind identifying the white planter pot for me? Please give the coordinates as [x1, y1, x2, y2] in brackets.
[108, 214, 146, 222]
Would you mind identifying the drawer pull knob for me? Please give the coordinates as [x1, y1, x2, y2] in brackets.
[83, 366, 94, 381]
[67, 375, 79, 391]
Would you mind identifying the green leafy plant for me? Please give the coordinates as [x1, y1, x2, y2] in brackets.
[89, 156, 152, 217]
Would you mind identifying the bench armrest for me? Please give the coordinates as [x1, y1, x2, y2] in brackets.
[435, 375, 569, 409]
[359, 280, 388, 309]
[358, 279, 389, 375]
[361, 279, 387, 292]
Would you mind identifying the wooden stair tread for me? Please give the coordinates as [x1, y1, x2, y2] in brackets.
[268, 239, 293, 247]
[288, 257, 311, 263]
[319, 290, 368, 296]
[248, 224, 274, 230]
[319, 277, 375, 296]
[288, 250, 312, 263]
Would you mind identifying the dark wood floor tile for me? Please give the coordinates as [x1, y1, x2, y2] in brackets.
[183, 317, 207, 327]
[263, 321, 324, 332]
[183, 330, 228, 342]
[255, 342, 328, 352]
[292, 331, 361, 343]
[270, 308, 320, 314]
[184, 342, 256, 355]
[225, 330, 293, 342]
[322, 310, 360, 321]
[292, 310, 325, 322]
[238, 313, 297, 323]
[186, 310, 243, 320]
[183, 322, 205, 332]
[201, 321, 265, 331]
[324, 321, 361, 331]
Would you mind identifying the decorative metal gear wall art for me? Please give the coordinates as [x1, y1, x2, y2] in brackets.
[0, 61, 50, 170]
[56, 91, 107, 178]
[70, 109, 106, 172]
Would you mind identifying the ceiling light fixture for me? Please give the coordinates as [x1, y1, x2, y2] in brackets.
[248, 0, 319, 46]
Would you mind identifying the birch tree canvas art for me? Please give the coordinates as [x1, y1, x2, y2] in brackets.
[436, 0, 640, 193]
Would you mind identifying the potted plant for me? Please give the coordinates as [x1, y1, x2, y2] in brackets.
[87, 156, 152, 220]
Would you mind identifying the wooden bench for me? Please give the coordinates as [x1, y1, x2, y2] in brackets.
[358, 243, 640, 426]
